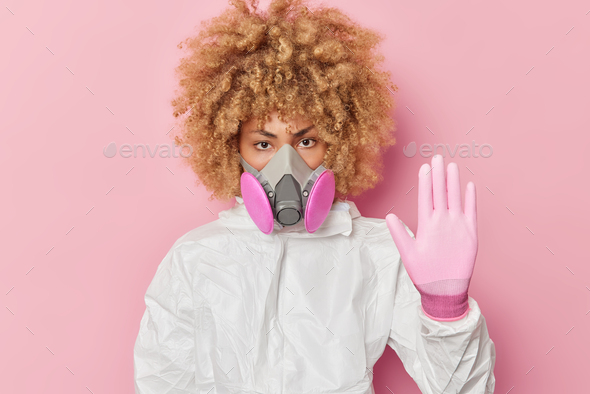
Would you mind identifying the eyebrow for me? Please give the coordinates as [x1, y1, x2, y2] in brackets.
[250, 125, 315, 139]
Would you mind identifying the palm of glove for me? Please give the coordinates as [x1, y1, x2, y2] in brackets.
[386, 155, 478, 321]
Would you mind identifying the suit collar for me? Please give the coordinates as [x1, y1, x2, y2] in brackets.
[218, 196, 362, 237]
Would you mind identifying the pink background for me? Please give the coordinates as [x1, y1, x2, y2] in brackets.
[1, 0, 589, 392]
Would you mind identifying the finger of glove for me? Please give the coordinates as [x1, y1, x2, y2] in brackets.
[418, 163, 434, 221]
[447, 162, 462, 213]
[385, 213, 414, 257]
[464, 181, 477, 227]
[432, 155, 448, 211]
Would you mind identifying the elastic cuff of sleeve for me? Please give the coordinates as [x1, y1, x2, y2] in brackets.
[420, 291, 470, 321]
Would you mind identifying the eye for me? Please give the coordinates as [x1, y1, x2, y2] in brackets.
[254, 142, 271, 150]
[298, 138, 316, 148]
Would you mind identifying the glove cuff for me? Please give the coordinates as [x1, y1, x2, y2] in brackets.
[418, 290, 470, 321]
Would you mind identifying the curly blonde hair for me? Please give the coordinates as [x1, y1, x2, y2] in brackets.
[170, 0, 398, 202]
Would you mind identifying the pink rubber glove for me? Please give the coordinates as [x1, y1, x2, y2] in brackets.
[386, 155, 478, 322]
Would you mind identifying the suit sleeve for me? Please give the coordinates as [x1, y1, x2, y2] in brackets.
[134, 246, 197, 394]
[385, 222, 496, 393]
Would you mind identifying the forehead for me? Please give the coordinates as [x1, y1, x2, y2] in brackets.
[241, 111, 315, 133]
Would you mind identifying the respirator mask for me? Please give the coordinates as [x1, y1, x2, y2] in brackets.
[238, 144, 336, 235]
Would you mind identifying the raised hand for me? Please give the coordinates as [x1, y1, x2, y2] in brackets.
[386, 155, 478, 321]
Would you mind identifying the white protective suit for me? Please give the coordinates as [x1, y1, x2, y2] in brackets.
[134, 197, 496, 394]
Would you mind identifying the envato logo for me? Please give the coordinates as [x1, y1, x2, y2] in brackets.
[403, 141, 493, 158]
[102, 142, 193, 158]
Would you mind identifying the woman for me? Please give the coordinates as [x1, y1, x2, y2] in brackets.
[133, 0, 496, 392]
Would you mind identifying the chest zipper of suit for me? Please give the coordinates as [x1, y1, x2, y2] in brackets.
[274, 233, 286, 393]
